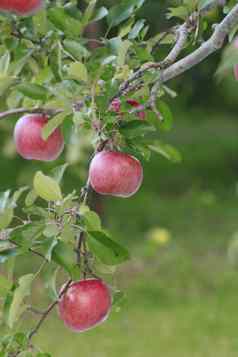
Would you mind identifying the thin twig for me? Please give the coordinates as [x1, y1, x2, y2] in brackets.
[0, 108, 63, 120]
[161, 3, 238, 83]
[112, 3, 238, 111]
[28, 279, 72, 343]
[8, 239, 47, 261]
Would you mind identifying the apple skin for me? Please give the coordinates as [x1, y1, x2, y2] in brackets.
[110, 98, 145, 120]
[58, 279, 112, 333]
[14, 114, 64, 161]
[0, 0, 43, 15]
[89, 151, 143, 198]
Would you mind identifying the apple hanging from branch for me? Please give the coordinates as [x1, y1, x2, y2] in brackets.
[0, 0, 43, 15]
[89, 151, 143, 198]
[58, 279, 112, 333]
[14, 114, 64, 161]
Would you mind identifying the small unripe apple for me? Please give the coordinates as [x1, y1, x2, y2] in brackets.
[89, 151, 143, 197]
[127, 99, 146, 120]
[110, 98, 145, 120]
[14, 114, 64, 161]
[110, 98, 121, 113]
[58, 279, 112, 332]
[0, 0, 43, 16]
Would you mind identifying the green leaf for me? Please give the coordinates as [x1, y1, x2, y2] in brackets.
[10, 223, 44, 248]
[0, 190, 10, 211]
[68, 62, 88, 82]
[43, 264, 58, 301]
[0, 275, 12, 297]
[13, 332, 28, 349]
[0, 208, 13, 229]
[17, 83, 48, 101]
[88, 231, 130, 265]
[148, 141, 182, 163]
[50, 163, 69, 184]
[0, 76, 15, 97]
[120, 120, 155, 138]
[52, 240, 76, 276]
[216, 44, 238, 80]
[0, 249, 18, 264]
[48, 8, 82, 37]
[43, 223, 59, 238]
[25, 190, 38, 207]
[43, 238, 58, 261]
[0, 52, 10, 76]
[167, 6, 188, 20]
[117, 40, 131, 67]
[7, 274, 34, 329]
[108, 0, 145, 27]
[112, 290, 125, 306]
[10, 51, 33, 77]
[82, 0, 97, 26]
[128, 19, 145, 39]
[49, 42, 62, 81]
[198, 0, 215, 11]
[42, 112, 66, 141]
[33, 172, 62, 202]
[156, 100, 173, 131]
[33, 9, 48, 35]
[91, 6, 108, 23]
[119, 18, 135, 38]
[83, 210, 102, 231]
[63, 40, 90, 61]
[11, 187, 28, 206]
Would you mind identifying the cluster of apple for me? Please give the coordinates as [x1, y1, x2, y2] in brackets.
[14, 112, 143, 332]
[2, 0, 144, 333]
[14, 113, 143, 332]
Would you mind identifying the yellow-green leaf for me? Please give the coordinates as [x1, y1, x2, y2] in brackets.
[42, 112, 66, 141]
[68, 62, 88, 82]
[8, 274, 34, 329]
[33, 171, 62, 202]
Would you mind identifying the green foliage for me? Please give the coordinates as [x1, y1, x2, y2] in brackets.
[0, 0, 232, 354]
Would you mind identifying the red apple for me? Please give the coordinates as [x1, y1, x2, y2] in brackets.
[14, 114, 64, 161]
[58, 279, 112, 332]
[89, 151, 143, 197]
[0, 0, 43, 15]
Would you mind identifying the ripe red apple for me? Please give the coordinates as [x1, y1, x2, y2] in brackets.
[14, 114, 64, 161]
[58, 279, 112, 332]
[89, 151, 143, 197]
[0, 0, 43, 16]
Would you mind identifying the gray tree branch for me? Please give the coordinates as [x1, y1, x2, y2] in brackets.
[161, 3, 238, 83]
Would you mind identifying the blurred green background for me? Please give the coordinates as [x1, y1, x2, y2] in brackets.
[2, 1, 238, 356]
